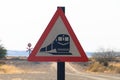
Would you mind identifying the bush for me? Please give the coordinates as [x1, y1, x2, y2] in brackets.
[0, 44, 7, 59]
[87, 60, 120, 73]
[92, 49, 116, 65]
[0, 65, 24, 74]
[114, 67, 120, 73]
[87, 62, 106, 72]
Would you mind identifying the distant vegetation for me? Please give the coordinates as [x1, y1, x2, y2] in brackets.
[87, 48, 120, 73]
[0, 41, 7, 59]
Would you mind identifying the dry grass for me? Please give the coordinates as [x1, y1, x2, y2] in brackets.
[0, 64, 24, 74]
[108, 62, 120, 73]
[87, 62, 106, 72]
[87, 61, 120, 73]
[109, 62, 120, 67]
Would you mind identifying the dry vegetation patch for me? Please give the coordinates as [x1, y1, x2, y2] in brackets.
[87, 62, 106, 72]
[108, 62, 120, 73]
[87, 61, 120, 73]
[0, 64, 24, 74]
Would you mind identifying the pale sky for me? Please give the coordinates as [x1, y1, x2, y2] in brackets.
[0, 0, 120, 52]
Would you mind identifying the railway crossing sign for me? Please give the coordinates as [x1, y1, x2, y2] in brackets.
[28, 7, 88, 62]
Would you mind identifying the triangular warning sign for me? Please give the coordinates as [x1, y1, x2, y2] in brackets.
[28, 8, 88, 62]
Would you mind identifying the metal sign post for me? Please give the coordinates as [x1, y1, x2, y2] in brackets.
[57, 62, 65, 80]
[57, 7, 65, 80]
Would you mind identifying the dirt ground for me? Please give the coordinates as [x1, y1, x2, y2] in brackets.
[0, 57, 120, 80]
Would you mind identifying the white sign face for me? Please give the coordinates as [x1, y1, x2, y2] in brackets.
[36, 17, 80, 56]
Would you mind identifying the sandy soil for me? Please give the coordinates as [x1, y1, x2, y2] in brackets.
[0, 57, 120, 80]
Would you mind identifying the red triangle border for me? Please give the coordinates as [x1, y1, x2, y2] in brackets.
[28, 8, 88, 62]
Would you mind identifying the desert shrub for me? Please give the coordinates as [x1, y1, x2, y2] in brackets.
[114, 67, 120, 73]
[87, 62, 106, 72]
[92, 49, 117, 67]
[108, 62, 120, 73]
[107, 65, 115, 71]
[0, 43, 7, 59]
[102, 61, 108, 67]
[0, 61, 5, 65]
[106, 65, 120, 73]
[0, 65, 24, 74]
[87, 61, 120, 73]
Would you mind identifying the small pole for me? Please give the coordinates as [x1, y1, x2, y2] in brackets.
[57, 6, 65, 80]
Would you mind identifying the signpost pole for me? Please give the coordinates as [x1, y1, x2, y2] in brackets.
[57, 6, 65, 80]
[57, 62, 65, 80]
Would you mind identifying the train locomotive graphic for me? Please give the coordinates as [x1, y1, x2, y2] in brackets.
[40, 34, 72, 55]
